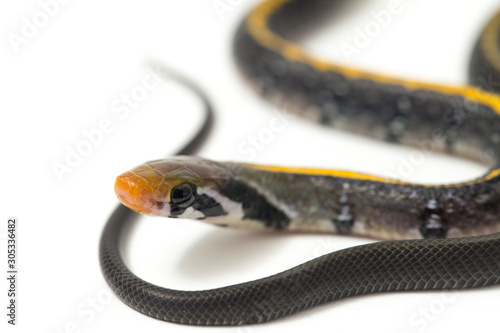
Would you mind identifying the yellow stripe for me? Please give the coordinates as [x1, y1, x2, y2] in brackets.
[243, 0, 500, 186]
[243, 163, 500, 188]
[246, 0, 500, 115]
[243, 163, 409, 184]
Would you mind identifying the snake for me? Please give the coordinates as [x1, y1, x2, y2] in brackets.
[100, 0, 500, 326]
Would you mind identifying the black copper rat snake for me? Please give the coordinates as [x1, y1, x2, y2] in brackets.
[100, 0, 500, 325]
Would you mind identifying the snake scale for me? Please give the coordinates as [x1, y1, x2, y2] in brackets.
[100, 0, 500, 325]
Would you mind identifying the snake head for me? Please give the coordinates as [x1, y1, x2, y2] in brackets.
[114, 156, 232, 219]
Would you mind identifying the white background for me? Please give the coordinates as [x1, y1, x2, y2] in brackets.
[2, 0, 500, 332]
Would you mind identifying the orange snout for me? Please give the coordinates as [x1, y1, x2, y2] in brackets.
[114, 171, 156, 214]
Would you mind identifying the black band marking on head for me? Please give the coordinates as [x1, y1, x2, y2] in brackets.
[193, 194, 227, 217]
[170, 206, 186, 216]
[221, 179, 290, 229]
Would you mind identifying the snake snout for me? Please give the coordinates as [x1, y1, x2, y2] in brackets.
[114, 171, 156, 214]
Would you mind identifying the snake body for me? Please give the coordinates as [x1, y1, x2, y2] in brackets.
[100, 0, 500, 325]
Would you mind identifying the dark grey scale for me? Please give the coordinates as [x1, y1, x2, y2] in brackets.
[379, 90, 413, 143]
[338, 79, 369, 117]
[302, 74, 328, 113]
[444, 129, 459, 152]
[386, 113, 410, 143]
[255, 54, 281, 96]
[441, 105, 463, 129]
[410, 90, 446, 119]
[317, 71, 351, 107]
[488, 129, 500, 164]
[482, 148, 496, 166]
[365, 81, 406, 107]
[269, 58, 300, 97]
[322, 70, 348, 91]
[460, 104, 500, 162]
[339, 79, 407, 140]
[448, 95, 470, 114]
[318, 72, 350, 124]
[350, 79, 384, 105]
[233, 27, 281, 97]
[270, 59, 288, 77]
[220, 178, 290, 229]
[317, 87, 334, 103]
[333, 80, 351, 100]
[232, 27, 260, 73]
[296, 62, 321, 91]
[256, 74, 277, 97]
[351, 79, 384, 108]
[281, 62, 319, 100]
[491, 132, 500, 145]
[316, 88, 335, 122]
[332, 190, 355, 234]
[319, 100, 341, 125]
[419, 199, 448, 239]
[396, 95, 412, 114]
[409, 89, 433, 109]
[469, 27, 500, 93]
[192, 194, 227, 218]
[405, 89, 455, 136]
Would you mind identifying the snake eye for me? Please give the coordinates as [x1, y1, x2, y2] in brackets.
[171, 183, 196, 208]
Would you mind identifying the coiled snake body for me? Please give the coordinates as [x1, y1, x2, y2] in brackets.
[100, 0, 500, 325]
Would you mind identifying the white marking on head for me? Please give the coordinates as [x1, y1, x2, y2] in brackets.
[177, 207, 206, 219]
